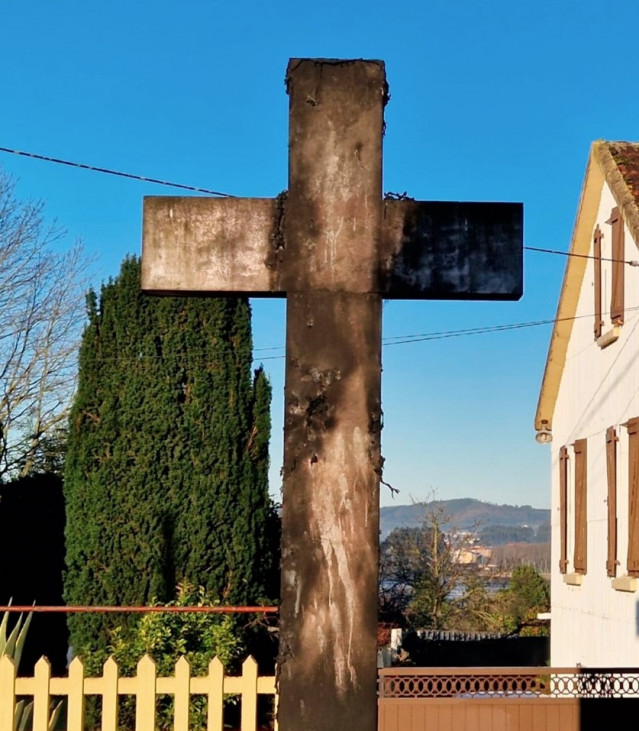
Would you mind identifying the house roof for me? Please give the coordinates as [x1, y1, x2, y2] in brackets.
[534, 141, 639, 435]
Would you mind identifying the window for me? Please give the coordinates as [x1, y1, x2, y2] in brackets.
[594, 225, 603, 340]
[627, 418, 639, 577]
[573, 438, 588, 574]
[606, 427, 618, 577]
[558, 440, 587, 577]
[593, 208, 625, 345]
[559, 439, 588, 583]
[559, 446, 568, 574]
[608, 207, 625, 325]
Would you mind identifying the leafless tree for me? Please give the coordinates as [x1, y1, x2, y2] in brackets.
[380, 501, 486, 629]
[0, 170, 90, 477]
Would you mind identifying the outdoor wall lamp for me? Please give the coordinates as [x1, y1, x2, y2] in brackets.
[535, 425, 553, 444]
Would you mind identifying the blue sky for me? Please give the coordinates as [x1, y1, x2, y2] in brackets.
[3, 0, 639, 508]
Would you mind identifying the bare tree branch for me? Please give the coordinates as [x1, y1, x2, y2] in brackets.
[0, 169, 91, 477]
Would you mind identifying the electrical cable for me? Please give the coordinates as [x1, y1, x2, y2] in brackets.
[72, 306, 639, 366]
[2, 146, 639, 267]
[525, 245, 638, 267]
[0, 146, 235, 198]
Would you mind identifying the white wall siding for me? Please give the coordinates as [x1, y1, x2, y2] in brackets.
[551, 181, 639, 667]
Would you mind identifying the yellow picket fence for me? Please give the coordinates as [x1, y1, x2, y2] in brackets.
[0, 654, 277, 731]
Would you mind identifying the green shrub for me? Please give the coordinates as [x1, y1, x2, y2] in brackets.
[81, 581, 245, 730]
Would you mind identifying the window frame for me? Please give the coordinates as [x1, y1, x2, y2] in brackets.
[606, 426, 618, 577]
[559, 445, 568, 574]
[594, 224, 603, 340]
[573, 438, 588, 574]
[627, 418, 639, 577]
[608, 206, 625, 325]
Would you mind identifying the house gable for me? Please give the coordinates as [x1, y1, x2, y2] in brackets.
[536, 141, 639, 435]
[543, 141, 639, 667]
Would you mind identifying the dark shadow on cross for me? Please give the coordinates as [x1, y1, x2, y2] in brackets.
[382, 199, 522, 300]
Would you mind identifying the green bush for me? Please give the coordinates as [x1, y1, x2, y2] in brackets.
[494, 565, 550, 636]
[81, 581, 245, 730]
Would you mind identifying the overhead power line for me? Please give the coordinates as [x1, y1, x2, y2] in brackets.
[259, 306, 639, 358]
[525, 245, 639, 268]
[3, 146, 639, 268]
[5, 148, 639, 335]
[73, 306, 638, 367]
[0, 146, 235, 198]
[3, 145, 639, 266]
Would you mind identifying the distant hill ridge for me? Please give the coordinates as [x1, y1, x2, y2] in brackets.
[380, 498, 550, 540]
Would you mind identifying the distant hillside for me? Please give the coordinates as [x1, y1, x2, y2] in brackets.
[380, 498, 550, 540]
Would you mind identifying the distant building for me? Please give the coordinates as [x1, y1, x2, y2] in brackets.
[536, 141, 639, 666]
[454, 546, 492, 567]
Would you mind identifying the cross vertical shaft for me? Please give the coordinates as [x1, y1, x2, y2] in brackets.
[277, 60, 386, 730]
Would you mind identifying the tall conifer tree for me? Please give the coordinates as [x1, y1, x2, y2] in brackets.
[63, 256, 277, 655]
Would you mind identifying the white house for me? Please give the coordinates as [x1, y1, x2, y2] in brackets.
[535, 140, 639, 667]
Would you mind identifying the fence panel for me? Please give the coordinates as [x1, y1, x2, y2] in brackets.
[378, 667, 639, 731]
[1, 654, 277, 731]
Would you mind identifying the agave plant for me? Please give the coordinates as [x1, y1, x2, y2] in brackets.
[0, 605, 32, 666]
[1, 606, 63, 731]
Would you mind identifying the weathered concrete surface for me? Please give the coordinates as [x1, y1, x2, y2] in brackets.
[142, 196, 523, 299]
[279, 292, 381, 730]
[282, 59, 385, 294]
[142, 197, 283, 295]
[277, 59, 385, 731]
[381, 199, 523, 299]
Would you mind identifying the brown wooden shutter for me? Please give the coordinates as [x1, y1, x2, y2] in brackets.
[573, 438, 587, 574]
[608, 207, 624, 324]
[627, 418, 639, 576]
[559, 446, 568, 574]
[606, 427, 618, 577]
[593, 225, 603, 339]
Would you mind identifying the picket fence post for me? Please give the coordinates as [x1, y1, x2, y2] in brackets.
[32, 657, 51, 731]
[207, 656, 225, 731]
[67, 657, 85, 730]
[241, 656, 259, 731]
[102, 656, 119, 731]
[135, 655, 157, 731]
[173, 655, 191, 730]
[0, 656, 16, 731]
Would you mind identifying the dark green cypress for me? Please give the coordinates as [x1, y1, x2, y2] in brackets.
[63, 256, 276, 656]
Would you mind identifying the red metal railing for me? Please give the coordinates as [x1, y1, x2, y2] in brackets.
[0, 605, 278, 614]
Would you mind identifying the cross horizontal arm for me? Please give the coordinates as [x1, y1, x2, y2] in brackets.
[142, 196, 522, 300]
[381, 199, 523, 300]
[142, 197, 285, 296]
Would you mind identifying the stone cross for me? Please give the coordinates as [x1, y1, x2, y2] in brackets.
[141, 59, 522, 731]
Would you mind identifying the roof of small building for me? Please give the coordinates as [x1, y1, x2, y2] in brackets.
[535, 141, 639, 434]
[607, 142, 639, 212]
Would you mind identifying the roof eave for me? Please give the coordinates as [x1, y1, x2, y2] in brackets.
[534, 144, 604, 434]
